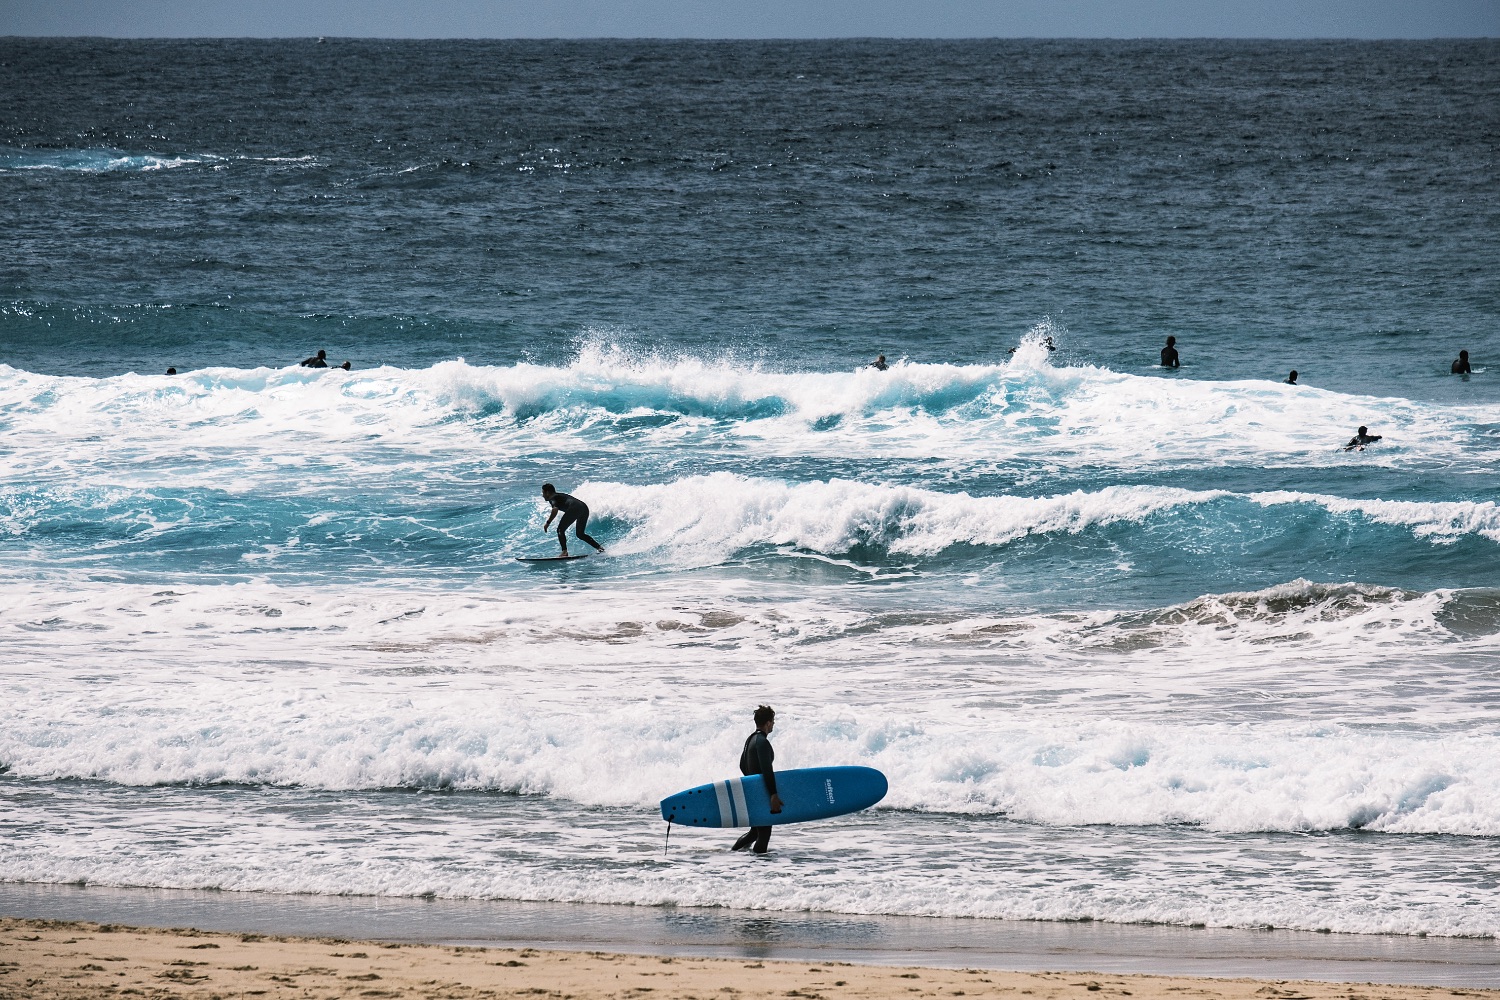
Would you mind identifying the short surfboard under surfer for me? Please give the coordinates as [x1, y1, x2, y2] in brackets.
[542, 483, 605, 557]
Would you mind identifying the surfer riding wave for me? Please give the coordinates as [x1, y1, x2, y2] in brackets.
[542, 483, 606, 557]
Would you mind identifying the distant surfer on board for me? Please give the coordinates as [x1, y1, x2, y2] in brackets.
[732, 705, 783, 854]
[542, 483, 605, 557]
[1343, 425, 1382, 452]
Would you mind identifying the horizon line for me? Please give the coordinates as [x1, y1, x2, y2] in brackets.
[5, 34, 1498, 41]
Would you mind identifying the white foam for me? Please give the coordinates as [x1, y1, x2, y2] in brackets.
[3, 769, 1497, 937]
[1, 579, 1496, 836]
[0, 150, 214, 172]
[575, 475, 1500, 564]
[1253, 491, 1500, 544]
[588, 475, 1223, 563]
[1, 348, 1496, 492]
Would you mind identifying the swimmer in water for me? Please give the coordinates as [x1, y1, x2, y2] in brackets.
[1452, 351, 1472, 374]
[300, 349, 329, 368]
[1285, 370, 1298, 384]
[1160, 336, 1179, 368]
[868, 355, 888, 370]
[1343, 426, 1382, 451]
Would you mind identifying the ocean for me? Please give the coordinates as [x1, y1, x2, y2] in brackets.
[2, 38, 1498, 943]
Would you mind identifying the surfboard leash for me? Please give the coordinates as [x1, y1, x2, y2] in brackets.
[663, 818, 673, 855]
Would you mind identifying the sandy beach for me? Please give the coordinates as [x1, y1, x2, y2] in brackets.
[3, 917, 1495, 1000]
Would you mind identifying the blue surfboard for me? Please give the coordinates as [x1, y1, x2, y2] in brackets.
[659, 766, 887, 828]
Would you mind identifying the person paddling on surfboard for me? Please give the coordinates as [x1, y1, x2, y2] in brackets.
[1343, 425, 1382, 452]
[732, 705, 783, 854]
[542, 483, 605, 557]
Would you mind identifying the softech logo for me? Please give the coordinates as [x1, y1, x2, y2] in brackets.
[825, 778, 835, 804]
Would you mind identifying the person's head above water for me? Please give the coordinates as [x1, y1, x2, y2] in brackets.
[340, 360, 351, 370]
[1287, 370, 1298, 382]
[754, 704, 775, 731]
[1460, 351, 1469, 360]
[1165, 336, 1176, 346]
[165, 367, 176, 375]
[541, 483, 556, 500]
[317, 350, 326, 359]
[1358, 426, 1368, 435]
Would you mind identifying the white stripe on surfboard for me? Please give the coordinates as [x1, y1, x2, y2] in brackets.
[714, 780, 733, 827]
[729, 777, 750, 827]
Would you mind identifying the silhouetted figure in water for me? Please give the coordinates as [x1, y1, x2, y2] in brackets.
[1160, 336, 1179, 368]
[1344, 426, 1382, 452]
[731, 705, 782, 855]
[339, 360, 352, 370]
[542, 483, 605, 556]
[1284, 370, 1298, 384]
[868, 355, 888, 370]
[300, 350, 328, 368]
[1008, 335, 1056, 355]
[1452, 351, 1472, 374]
[165, 367, 177, 375]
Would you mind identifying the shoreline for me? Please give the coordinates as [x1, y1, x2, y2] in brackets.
[4, 916, 1499, 1000]
[2, 883, 1497, 988]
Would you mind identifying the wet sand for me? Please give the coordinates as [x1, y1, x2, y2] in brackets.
[5, 917, 1497, 1000]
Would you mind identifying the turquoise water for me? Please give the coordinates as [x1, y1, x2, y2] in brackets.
[1, 39, 1498, 938]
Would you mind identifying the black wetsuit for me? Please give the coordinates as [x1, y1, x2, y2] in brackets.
[549, 492, 603, 552]
[300, 355, 328, 368]
[1160, 345, 1179, 368]
[732, 730, 777, 853]
[1344, 432, 1382, 451]
[1452, 357, 1472, 374]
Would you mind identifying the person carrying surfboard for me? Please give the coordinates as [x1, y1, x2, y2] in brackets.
[732, 705, 783, 854]
[542, 484, 605, 557]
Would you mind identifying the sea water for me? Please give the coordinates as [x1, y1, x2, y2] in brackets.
[1, 39, 1498, 940]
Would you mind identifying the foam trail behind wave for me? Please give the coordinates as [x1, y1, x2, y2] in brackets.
[0, 148, 212, 172]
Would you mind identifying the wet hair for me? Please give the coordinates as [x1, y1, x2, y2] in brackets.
[1358, 426, 1368, 434]
[1460, 350, 1469, 358]
[753, 705, 775, 726]
[165, 367, 176, 375]
[541, 483, 556, 495]
[1165, 336, 1176, 346]
[317, 349, 327, 359]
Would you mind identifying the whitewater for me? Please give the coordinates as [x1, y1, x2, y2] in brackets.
[2, 338, 1498, 940]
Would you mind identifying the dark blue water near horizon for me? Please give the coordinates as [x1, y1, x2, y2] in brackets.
[2, 38, 1497, 398]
